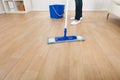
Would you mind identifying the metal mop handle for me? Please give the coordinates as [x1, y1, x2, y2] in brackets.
[65, 0, 69, 28]
[64, 0, 69, 37]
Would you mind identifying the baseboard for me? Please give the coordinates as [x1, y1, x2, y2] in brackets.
[31, 10, 107, 12]
[31, 9, 107, 12]
[0, 11, 5, 14]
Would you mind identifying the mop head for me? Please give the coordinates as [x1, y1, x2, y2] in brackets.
[47, 35, 85, 44]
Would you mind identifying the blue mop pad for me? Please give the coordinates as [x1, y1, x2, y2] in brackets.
[47, 35, 84, 44]
[47, 28, 84, 44]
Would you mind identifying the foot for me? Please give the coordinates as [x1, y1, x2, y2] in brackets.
[71, 20, 81, 25]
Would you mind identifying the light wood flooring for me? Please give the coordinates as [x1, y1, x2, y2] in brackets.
[0, 11, 120, 80]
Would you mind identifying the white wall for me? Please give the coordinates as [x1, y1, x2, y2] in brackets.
[0, 0, 5, 14]
[103, 0, 111, 10]
[31, 0, 49, 11]
[31, 0, 109, 11]
[83, 0, 104, 10]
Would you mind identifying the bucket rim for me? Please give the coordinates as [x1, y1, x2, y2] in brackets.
[49, 3, 65, 6]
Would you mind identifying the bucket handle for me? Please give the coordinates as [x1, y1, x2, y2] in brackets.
[52, 6, 64, 17]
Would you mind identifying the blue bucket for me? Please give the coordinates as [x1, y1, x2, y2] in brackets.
[49, 4, 65, 19]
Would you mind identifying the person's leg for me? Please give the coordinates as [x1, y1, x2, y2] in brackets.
[75, 0, 83, 20]
[71, 0, 83, 25]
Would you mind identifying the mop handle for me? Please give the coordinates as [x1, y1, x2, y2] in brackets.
[64, 0, 69, 28]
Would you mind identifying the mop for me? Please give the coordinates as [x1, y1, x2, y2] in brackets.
[47, 0, 85, 44]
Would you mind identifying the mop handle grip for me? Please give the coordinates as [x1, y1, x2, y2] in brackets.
[64, 28, 67, 37]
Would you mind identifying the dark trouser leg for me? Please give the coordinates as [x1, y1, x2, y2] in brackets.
[75, 0, 83, 20]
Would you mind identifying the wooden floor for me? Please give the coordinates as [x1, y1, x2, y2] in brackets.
[0, 11, 120, 80]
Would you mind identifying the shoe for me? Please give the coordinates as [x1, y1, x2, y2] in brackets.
[71, 20, 81, 25]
